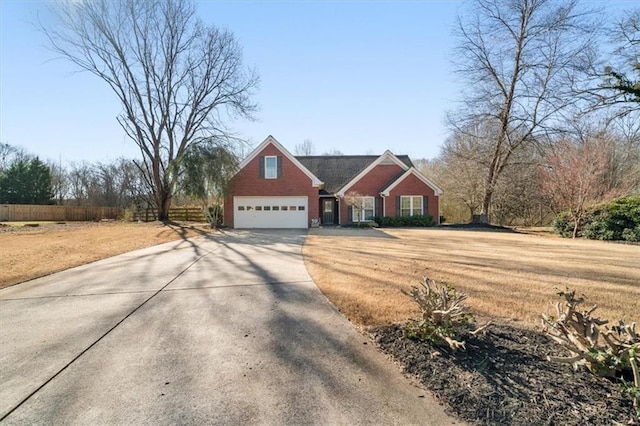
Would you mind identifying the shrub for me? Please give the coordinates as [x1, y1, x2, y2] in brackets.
[120, 206, 135, 222]
[403, 277, 489, 350]
[606, 196, 640, 242]
[623, 226, 640, 242]
[542, 289, 640, 412]
[553, 211, 575, 238]
[206, 205, 223, 227]
[553, 196, 640, 241]
[375, 214, 434, 227]
[344, 221, 378, 228]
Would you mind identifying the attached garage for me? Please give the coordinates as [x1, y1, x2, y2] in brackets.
[233, 196, 308, 229]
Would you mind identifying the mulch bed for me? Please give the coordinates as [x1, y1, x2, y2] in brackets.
[370, 323, 637, 425]
[438, 223, 513, 231]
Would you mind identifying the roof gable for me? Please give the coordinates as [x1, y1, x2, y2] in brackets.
[334, 151, 411, 197]
[296, 154, 413, 195]
[235, 136, 323, 187]
[380, 167, 443, 196]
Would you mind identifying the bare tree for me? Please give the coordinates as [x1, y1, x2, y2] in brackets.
[539, 137, 627, 238]
[425, 132, 552, 226]
[343, 191, 365, 224]
[450, 0, 599, 223]
[294, 139, 316, 156]
[432, 131, 487, 221]
[415, 157, 473, 223]
[67, 161, 92, 205]
[66, 158, 148, 207]
[583, 10, 640, 118]
[46, 159, 68, 205]
[41, 0, 258, 221]
[608, 117, 640, 193]
[0, 143, 31, 172]
[492, 152, 550, 226]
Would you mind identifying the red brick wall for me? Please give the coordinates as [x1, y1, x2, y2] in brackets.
[386, 173, 439, 223]
[224, 144, 319, 228]
[339, 164, 404, 224]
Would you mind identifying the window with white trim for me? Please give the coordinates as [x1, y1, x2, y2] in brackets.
[264, 156, 277, 179]
[400, 196, 423, 217]
[352, 197, 375, 222]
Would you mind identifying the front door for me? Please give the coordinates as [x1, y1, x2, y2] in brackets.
[322, 199, 335, 225]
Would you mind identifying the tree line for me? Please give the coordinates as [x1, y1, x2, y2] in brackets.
[0, 140, 238, 216]
[0, 143, 143, 207]
[419, 1, 639, 226]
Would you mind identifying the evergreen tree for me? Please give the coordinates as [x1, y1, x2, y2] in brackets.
[0, 158, 54, 204]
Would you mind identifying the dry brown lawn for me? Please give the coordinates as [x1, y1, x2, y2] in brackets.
[303, 227, 640, 328]
[3, 223, 637, 331]
[0, 221, 209, 289]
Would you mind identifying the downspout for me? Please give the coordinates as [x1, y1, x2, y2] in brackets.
[381, 194, 386, 217]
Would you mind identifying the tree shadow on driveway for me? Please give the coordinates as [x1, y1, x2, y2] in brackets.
[187, 229, 449, 424]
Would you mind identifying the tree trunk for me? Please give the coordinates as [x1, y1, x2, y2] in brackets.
[572, 218, 579, 239]
[156, 190, 172, 222]
[472, 214, 489, 224]
[475, 187, 493, 224]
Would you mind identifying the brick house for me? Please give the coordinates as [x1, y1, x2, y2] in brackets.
[223, 136, 442, 229]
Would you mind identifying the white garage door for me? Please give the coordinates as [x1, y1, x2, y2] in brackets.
[234, 196, 308, 229]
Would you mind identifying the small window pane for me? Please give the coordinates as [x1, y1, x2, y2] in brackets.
[289, 206, 297, 211]
[255, 206, 262, 211]
[281, 206, 288, 211]
[273, 206, 280, 211]
[412, 196, 423, 216]
[298, 206, 305, 211]
[264, 206, 271, 211]
[352, 197, 375, 221]
[265, 156, 277, 179]
[238, 206, 245, 211]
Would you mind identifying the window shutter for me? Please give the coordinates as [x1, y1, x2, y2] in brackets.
[348, 206, 353, 223]
[423, 196, 428, 215]
[396, 196, 401, 217]
[259, 156, 265, 178]
[277, 156, 283, 178]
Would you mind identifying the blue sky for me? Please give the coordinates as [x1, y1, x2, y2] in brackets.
[0, 1, 635, 165]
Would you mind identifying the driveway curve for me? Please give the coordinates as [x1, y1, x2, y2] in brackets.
[0, 230, 456, 425]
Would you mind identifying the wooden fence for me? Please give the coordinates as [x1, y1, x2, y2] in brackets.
[0, 204, 124, 222]
[0, 204, 210, 223]
[133, 207, 208, 222]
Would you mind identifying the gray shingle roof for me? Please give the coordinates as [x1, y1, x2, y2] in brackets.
[296, 155, 413, 194]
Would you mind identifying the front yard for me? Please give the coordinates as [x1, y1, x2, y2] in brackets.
[2, 223, 638, 423]
[303, 227, 639, 327]
[303, 227, 640, 424]
[0, 221, 209, 289]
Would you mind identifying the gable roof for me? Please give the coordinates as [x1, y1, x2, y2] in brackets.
[235, 135, 323, 187]
[380, 167, 444, 196]
[235, 136, 436, 196]
[334, 150, 412, 197]
[296, 154, 413, 194]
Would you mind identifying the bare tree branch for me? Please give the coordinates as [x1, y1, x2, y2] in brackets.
[450, 0, 600, 223]
[40, 0, 258, 220]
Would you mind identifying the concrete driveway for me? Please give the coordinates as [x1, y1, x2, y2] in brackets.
[0, 230, 456, 425]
